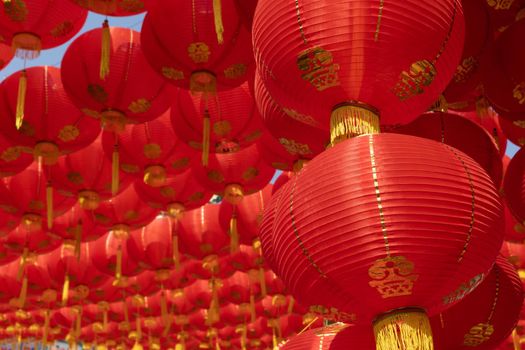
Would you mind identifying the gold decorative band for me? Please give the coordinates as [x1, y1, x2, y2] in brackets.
[330, 103, 380, 145]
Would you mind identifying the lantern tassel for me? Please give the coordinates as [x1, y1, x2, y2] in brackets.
[240, 327, 247, 350]
[272, 324, 278, 350]
[330, 104, 380, 145]
[75, 309, 82, 336]
[373, 309, 434, 350]
[249, 293, 256, 323]
[160, 290, 168, 323]
[62, 274, 70, 305]
[202, 110, 211, 166]
[475, 96, 489, 118]
[100, 19, 111, 80]
[102, 308, 108, 331]
[287, 297, 295, 315]
[212, 0, 224, 44]
[136, 317, 142, 341]
[208, 279, 220, 325]
[172, 232, 180, 271]
[229, 214, 239, 253]
[112, 144, 119, 195]
[46, 183, 53, 229]
[123, 300, 130, 324]
[115, 243, 123, 281]
[132, 341, 143, 350]
[258, 268, 267, 297]
[15, 70, 27, 130]
[175, 338, 185, 350]
[17, 247, 28, 281]
[74, 221, 82, 261]
[18, 275, 28, 308]
[512, 329, 520, 350]
[43, 310, 50, 345]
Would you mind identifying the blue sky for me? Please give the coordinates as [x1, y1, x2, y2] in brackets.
[0, 11, 520, 159]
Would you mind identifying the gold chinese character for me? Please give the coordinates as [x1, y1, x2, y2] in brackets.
[297, 47, 340, 91]
[463, 323, 494, 346]
[368, 256, 418, 298]
[513, 82, 525, 105]
[392, 60, 437, 101]
[188, 42, 211, 63]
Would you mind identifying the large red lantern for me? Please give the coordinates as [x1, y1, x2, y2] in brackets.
[0, 0, 87, 58]
[171, 81, 263, 165]
[483, 18, 525, 114]
[0, 66, 101, 159]
[141, 0, 254, 93]
[262, 133, 503, 349]
[504, 146, 525, 223]
[253, 0, 465, 141]
[392, 111, 503, 187]
[431, 257, 523, 350]
[69, 0, 149, 15]
[281, 323, 375, 350]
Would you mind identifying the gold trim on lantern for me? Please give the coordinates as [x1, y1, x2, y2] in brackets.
[34, 142, 60, 165]
[330, 102, 380, 145]
[101, 110, 127, 133]
[143, 165, 167, 187]
[12, 33, 42, 59]
[167, 202, 185, 220]
[21, 213, 42, 231]
[223, 184, 244, 205]
[190, 70, 217, 94]
[78, 190, 101, 210]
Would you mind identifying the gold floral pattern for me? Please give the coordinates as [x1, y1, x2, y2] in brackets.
[143, 143, 161, 159]
[207, 170, 224, 183]
[513, 82, 525, 105]
[242, 167, 259, 181]
[50, 21, 74, 38]
[58, 125, 80, 142]
[162, 67, 184, 80]
[1, 147, 21, 162]
[119, 0, 145, 12]
[279, 138, 312, 156]
[213, 121, 232, 136]
[121, 163, 140, 173]
[368, 256, 418, 298]
[128, 98, 151, 113]
[188, 42, 211, 63]
[171, 157, 189, 170]
[4, 0, 28, 22]
[486, 0, 514, 10]
[224, 64, 247, 79]
[87, 84, 109, 103]
[67, 172, 84, 185]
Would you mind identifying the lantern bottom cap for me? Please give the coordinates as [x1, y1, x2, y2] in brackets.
[330, 102, 380, 145]
[12, 33, 42, 59]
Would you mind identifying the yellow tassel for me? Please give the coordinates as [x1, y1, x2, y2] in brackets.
[102, 309, 108, 331]
[112, 144, 119, 195]
[75, 222, 82, 261]
[115, 243, 123, 281]
[215, 337, 221, 350]
[258, 268, 267, 297]
[100, 20, 111, 80]
[123, 300, 130, 324]
[249, 293, 256, 323]
[330, 103, 380, 145]
[476, 96, 489, 118]
[175, 339, 185, 350]
[512, 329, 520, 350]
[17, 247, 28, 281]
[46, 183, 53, 229]
[287, 297, 295, 315]
[15, 70, 27, 130]
[272, 323, 278, 350]
[43, 310, 50, 345]
[62, 274, 70, 305]
[18, 276, 28, 308]
[136, 317, 142, 341]
[172, 220, 180, 271]
[373, 309, 434, 350]
[202, 110, 211, 166]
[132, 341, 143, 350]
[212, 0, 224, 44]
[240, 327, 247, 350]
[229, 214, 239, 254]
[160, 290, 168, 323]
[208, 279, 220, 325]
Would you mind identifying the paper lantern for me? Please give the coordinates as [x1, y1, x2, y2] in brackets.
[432, 257, 523, 349]
[499, 111, 525, 147]
[0, 0, 87, 58]
[70, 0, 149, 15]
[392, 111, 503, 187]
[0, 66, 101, 160]
[253, 0, 465, 141]
[141, 0, 254, 92]
[263, 133, 503, 349]
[0, 41, 13, 70]
[483, 18, 525, 114]
[0, 132, 33, 178]
[101, 109, 193, 188]
[171, 81, 263, 165]
[504, 146, 525, 223]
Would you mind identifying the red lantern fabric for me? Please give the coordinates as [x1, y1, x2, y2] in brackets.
[101, 109, 194, 188]
[503, 203, 525, 242]
[52, 136, 131, 210]
[61, 27, 174, 129]
[253, 0, 465, 136]
[442, 0, 492, 106]
[431, 257, 523, 350]
[263, 133, 503, 325]
[499, 111, 525, 147]
[504, 146, 525, 223]
[0, 67, 101, 163]
[51, 204, 106, 246]
[392, 111, 503, 187]
[0, 132, 33, 178]
[0, 0, 87, 58]
[219, 184, 272, 246]
[485, 0, 525, 34]
[257, 132, 304, 172]
[141, 0, 254, 91]
[0, 41, 13, 70]
[69, 0, 149, 15]
[483, 18, 525, 114]
[272, 171, 293, 195]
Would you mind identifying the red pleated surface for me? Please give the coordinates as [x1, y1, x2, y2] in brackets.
[0, 0, 87, 50]
[253, 0, 465, 128]
[0, 67, 101, 154]
[263, 133, 503, 323]
[69, 0, 149, 16]
[61, 27, 173, 124]
[432, 256, 523, 350]
[141, 0, 254, 90]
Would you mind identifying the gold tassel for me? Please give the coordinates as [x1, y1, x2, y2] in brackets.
[75, 221, 82, 261]
[330, 103, 380, 145]
[172, 222, 180, 271]
[18, 275, 28, 308]
[258, 268, 267, 297]
[287, 297, 295, 315]
[512, 329, 520, 350]
[202, 110, 211, 166]
[160, 290, 168, 323]
[62, 274, 70, 305]
[100, 19, 111, 80]
[43, 310, 50, 345]
[136, 317, 142, 341]
[112, 144, 119, 195]
[123, 300, 130, 324]
[249, 293, 256, 323]
[75, 308, 82, 337]
[373, 309, 434, 350]
[215, 337, 221, 350]
[132, 341, 143, 350]
[229, 214, 239, 254]
[212, 0, 224, 44]
[240, 326, 247, 350]
[15, 70, 27, 130]
[46, 183, 53, 229]
[272, 323, 278, 350]
[115, 243, 123, 281]
[17, 247, 28, 281]
[102, 308, 108, 331]
[208, 279, 220, 325]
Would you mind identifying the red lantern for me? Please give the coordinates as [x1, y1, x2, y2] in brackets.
[504, 146, 525, 223]
[485, 0, 525, 34]
[499, 111, 525, 147]
[392, 111, 503, 186]
[171, 81, 264, 165]
[0, 132, 33, 178]
[101, 109, 193, 188]
[483, 18, 525, 114]
[69, 0, 149, 15]
[281, 323, 375, 350]
[141, 0, 254, 92]
[262, 133, 503, 348]
[0, 0, 87, 58]
[253, 0, 465, 140]
[0, 41, 13, 70]
[432, 257, 523, 350]
[272, 172, 293, 195]
[0, 66, 101, 159]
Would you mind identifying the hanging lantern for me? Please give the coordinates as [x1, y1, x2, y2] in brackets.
[141, 0, 254, 92]
[498, 111, 525, 147]
[0, 0, 87, 59]
[262, 133, 503, 349]
[61, 26, 174, 195]
[483, 18, 525, 114]
[53, 136, 131, 211]
[504, 146, 525, 223]
[0, 41, 13, 70]
[432, 257, 523, 349]
[101, 110, 193, 189]
[253, 0, 465, 139]
[485, 0, 525, 35]
[392, 111, 503, 187]
[0, 131, 33, 178]
[171, 81, 263, 165]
